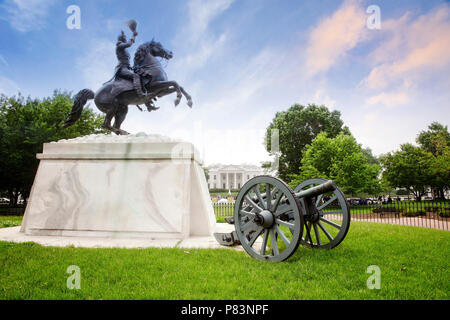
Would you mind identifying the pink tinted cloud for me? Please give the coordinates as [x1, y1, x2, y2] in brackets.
[363, 4, 450, 90]
[305, 0, 368, 77]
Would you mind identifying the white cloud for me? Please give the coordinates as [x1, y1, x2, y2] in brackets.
[0, 76, 20, 96]
[186, 0, 234, 41]
[1, 0, 56, 32]
[362, 4, 450, 90]
[305, 0, 368, 77]
[76, 39, 116, 90]
[311, 89, 336, 109]
[170, 0, 234, 80]
[0, 55, 8, 66]
[366, 91, 409, 107]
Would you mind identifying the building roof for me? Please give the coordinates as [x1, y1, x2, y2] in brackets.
[207, 164, 263, 172]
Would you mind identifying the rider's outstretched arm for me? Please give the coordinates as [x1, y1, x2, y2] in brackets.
[118, 37, 135, 49]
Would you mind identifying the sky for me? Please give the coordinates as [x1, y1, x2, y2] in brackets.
[0, 0, 449, 166]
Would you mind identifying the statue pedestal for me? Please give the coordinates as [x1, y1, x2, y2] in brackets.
[20, 133, 216, 239]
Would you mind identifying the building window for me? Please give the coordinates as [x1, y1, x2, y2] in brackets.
[223, 183, 226, 189]
[247, 175, 250, 179]
[214, 175, 216, 180]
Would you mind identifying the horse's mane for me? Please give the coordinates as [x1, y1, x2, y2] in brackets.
[134, 40, 158, 67]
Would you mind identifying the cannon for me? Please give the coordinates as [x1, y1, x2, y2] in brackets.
[214, 176, 350, 262]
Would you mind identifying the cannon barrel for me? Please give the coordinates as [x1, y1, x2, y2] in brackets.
[294, 180, 336, 199]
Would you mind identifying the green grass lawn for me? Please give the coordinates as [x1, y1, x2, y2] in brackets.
[0, 215, 23, 228]
[0, 218, 448, 300]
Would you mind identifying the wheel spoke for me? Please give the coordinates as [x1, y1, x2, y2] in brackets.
[320, 217, 342, 230]
[313, 223, 321, 245]
[274, 204, 293, 217]
[270, 228, 279, 255]
[240, 210, 256, 218]
[275, 225, 291, 247]
[317, 195, 337, 210]
[254, 187, 266, 210]
[266, 184, 272, 211]
[270, 187, 279, 199]
[272, 191, 283, 212]
[304, 221, 313, 244]
[241, 219, 257, 232]
[260, 229, 269, 255]
[245, 195, 263, 212]
[275, 218, 295, 229]
[315, 193, 323, 206]
[248, 227, 263, 247]
[318, 221, 334, 241]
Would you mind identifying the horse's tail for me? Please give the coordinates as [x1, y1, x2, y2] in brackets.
[61, 89, 95, 129]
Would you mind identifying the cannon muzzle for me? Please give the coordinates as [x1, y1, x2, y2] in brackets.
[294, 180, 336, 199]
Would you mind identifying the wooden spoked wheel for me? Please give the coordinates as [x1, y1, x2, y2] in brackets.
[294, 178, 350, 249]
[234, 176, 304, 262]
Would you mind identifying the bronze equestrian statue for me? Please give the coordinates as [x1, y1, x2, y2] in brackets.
[62, 20, 192, 135]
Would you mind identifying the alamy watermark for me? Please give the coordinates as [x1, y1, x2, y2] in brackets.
[366, 5, 381, 30]
[66, 265, 81, 290]
[270, 129, 280, 173]
[366, 265, 381, 289]
[66, 5, 81, 30]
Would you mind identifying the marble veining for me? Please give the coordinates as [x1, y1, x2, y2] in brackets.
[21, 135, 215, 239]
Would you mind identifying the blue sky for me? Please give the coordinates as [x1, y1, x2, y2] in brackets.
[0, 0, 449, 165]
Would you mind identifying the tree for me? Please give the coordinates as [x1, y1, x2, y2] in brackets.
[416, 122, 450, 156]
[416, 122, 450, 199]
[0, 92, 105, 205]
[380, 144, 434, 201]
[265, 104, 350, 180]
[289, 132, 381, 196]
[430, 146, 450, 199]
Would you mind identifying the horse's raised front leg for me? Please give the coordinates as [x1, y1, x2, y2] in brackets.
[149, 81, 182, 106]
[179, 86, 193, 108]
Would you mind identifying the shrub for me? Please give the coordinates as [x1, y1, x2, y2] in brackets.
[372, 207, 402, 213]
[437, 208, 450, 218]
[402, 209, 426, 217]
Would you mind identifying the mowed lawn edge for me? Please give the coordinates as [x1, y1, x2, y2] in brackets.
[0, 219, 448, 300]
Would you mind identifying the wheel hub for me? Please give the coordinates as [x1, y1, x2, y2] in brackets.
[254, 210, 274, 228]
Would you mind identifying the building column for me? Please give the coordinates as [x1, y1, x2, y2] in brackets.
[217, 172, 220, 189]
[226, 173, 229, 190]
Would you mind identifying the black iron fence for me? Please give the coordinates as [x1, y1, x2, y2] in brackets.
[213, 200, 450, 231]
[0, 205, 25, 215]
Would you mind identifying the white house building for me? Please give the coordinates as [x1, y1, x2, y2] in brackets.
[207, 164, 264, 190]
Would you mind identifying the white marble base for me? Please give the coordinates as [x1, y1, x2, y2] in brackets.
[20, 133, 216, 240]
[1, 224, 236, 249]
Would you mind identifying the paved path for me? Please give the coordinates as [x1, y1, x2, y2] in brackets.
[350, 217, 449, 230]
[325, 213, 449, 231]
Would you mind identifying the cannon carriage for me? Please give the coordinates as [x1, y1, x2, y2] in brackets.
[214, 176, 350, 262]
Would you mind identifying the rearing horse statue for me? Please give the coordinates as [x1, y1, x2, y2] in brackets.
[62, 39, 192, 135]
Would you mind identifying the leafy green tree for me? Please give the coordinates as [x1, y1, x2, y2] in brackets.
[380, 144, 434, 201]
[265, 104, 350, 180]
[429, 146, 450, 199]
[289, 132, 381, 196]
[0, 92, 105, 205]
[416, 122, 450, 199]
[416, 122, 450, 156]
